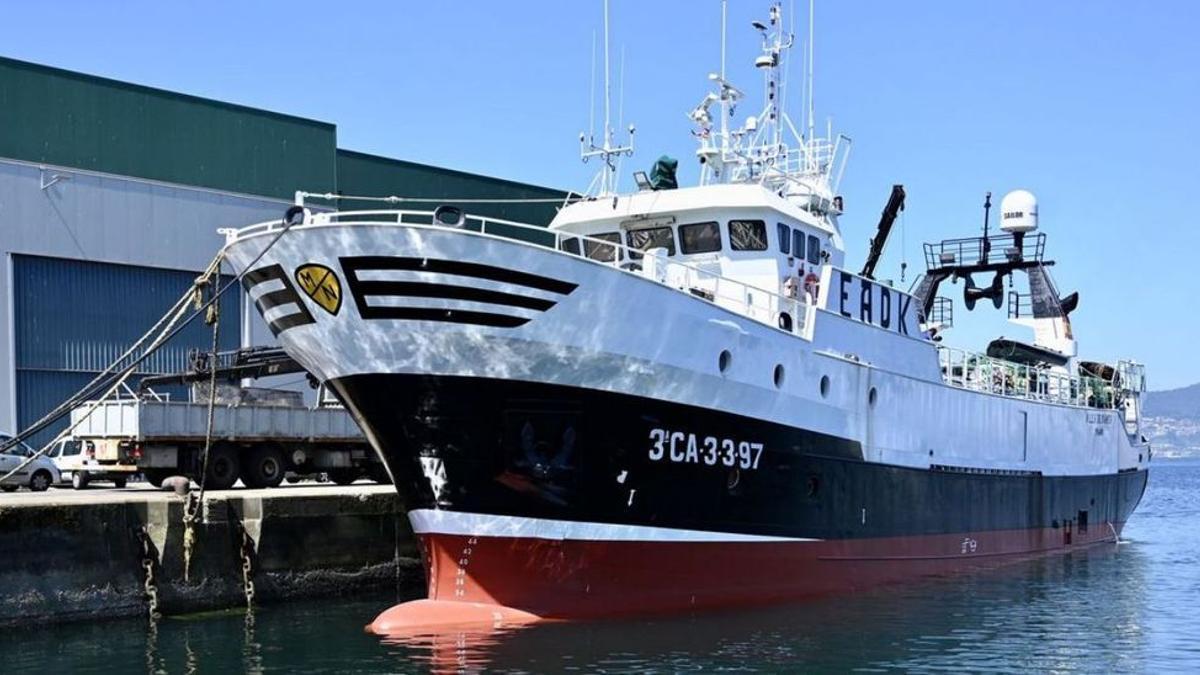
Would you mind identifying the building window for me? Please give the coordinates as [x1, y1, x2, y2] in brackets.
[679, 221, 722, 254]
[729, 220, 768, 251]
[777, 223, 791, 254]
[583, 232, 622, 262]
[807, 234, 821, 265]
[626, 226, 676, 259]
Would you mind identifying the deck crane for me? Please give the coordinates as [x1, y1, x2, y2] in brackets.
[860, 184, 906, 280]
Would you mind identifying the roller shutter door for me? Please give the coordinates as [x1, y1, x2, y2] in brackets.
[12, 254, 241, 447]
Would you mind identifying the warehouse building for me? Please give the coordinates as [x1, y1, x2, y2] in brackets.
[0, 56, 565, 445]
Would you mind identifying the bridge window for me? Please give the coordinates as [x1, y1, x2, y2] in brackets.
[626, 226, 676, 259]
[777, 223, 791, 254]
[680, 221, 722, 254]
[807, 234, 821, 265]
[583, 232, 622, 262]
[560, 237, 582, 256]
[729, 220, 768, 251]
[792, 230, 804, 259]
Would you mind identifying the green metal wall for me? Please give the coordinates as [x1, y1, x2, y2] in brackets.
[0, 57, 336, 200]
[335, 150, 566, 226]
[0, 56, 569, 212]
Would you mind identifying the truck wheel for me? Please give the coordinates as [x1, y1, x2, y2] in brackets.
[142, 469, 172, 489]
[30, 470, 52, 492]
[328, 469, 359, 486]
[112, 475, 128, 489]
[204, 444, 240, 490]
[243, 446, 285, 489]
[72, 471, 90, 490]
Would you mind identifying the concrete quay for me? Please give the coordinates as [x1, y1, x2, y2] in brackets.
[0, 484, 423, 626]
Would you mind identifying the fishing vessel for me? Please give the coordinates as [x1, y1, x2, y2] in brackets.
[221, 2, 1149, 632]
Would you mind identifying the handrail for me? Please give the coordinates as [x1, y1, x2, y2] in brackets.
[1007, 291, 1033, 320]
[722, 138, 848, 195]
[937, 346, 1122, 409]
[924, 232, 1047, 270]
[928, 297, 953, 328]
[230, 208, 814, 338]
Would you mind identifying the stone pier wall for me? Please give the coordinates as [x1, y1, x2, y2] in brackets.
[0, 486, 423, 626]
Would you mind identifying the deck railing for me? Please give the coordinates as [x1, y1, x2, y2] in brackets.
[232, 208, 814, 339]
[924, 232, 1046, 270]
[938, 346, 1120, 409]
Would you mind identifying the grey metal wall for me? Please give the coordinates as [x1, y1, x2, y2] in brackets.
[0, 157, 288, 437]
[12, 254, 242, 446]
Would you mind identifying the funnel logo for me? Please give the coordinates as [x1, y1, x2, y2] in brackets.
[294, 264, 342, 316]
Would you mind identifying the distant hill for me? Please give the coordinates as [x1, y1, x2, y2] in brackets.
[1142, 384, 1200, 459]
[1143, 383, 1200, 419]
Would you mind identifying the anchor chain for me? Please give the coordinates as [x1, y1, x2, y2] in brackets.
[239, 528, 256, 610]
[182, 491, 200, 582]
[136, 526, 161, 621]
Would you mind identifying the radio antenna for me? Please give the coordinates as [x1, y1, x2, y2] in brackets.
[588, 30, 597, 142]
[981, 191, 993, 263]
[579, 0, 635, 196]
[806, 0, 815, 142]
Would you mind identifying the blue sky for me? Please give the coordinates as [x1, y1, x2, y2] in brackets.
[4, 1, 1199, 388]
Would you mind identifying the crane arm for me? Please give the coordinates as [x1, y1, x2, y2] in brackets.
[860, 184, 906, 280]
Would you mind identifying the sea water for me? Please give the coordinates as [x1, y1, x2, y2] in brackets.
[4, 460, 1197, 673]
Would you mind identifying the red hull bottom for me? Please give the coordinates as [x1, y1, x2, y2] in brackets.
[369, 520, 1122, 635]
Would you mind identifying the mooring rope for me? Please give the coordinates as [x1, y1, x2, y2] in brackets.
[0, 207, 304, 483]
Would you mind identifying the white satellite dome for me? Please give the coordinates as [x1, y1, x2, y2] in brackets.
[1000, 190, 1038, 233]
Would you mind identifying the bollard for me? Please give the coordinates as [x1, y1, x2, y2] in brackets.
[163, 476, 190, 496]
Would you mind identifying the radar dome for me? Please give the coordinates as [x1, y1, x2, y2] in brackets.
[1000, 190, 1038, 233]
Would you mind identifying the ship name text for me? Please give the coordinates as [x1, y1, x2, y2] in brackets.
[834, 269, 922, 337]
[648, 428, 764, 470]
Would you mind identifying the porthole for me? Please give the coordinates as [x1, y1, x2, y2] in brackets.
[773, 364, 786, 388]
[718, 350, 732, 374]
[819, 375, 830, 398]
[868, 387, 878, 407]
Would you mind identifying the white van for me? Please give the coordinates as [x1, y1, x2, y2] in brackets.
[47, 437, 126, 489]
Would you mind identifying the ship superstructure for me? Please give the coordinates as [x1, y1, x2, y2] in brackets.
[220, 2, 1148, 632]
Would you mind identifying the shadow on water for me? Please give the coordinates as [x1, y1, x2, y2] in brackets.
[1, 461, 1196, 673]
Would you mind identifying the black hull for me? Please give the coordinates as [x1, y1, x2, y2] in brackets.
[329, 374, 1149, 540]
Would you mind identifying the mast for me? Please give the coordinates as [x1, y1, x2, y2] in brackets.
[687, 0, 849, 205]
[603, 0, 610, 162]
[579, 0, 634, 196]
[720, 0, 728, 146]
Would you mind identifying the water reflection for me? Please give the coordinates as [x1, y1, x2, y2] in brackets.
[380, 624, 532, 674]
[379, 543, 1151, 673]
[0, 462, 1194, 674]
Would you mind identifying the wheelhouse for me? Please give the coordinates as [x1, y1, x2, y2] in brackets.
[549, 184, 843, 301]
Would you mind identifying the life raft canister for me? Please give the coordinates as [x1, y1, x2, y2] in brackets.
[803, 272, 820, 300]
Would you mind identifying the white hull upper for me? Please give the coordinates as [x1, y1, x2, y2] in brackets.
[225, 219, 1145, 479]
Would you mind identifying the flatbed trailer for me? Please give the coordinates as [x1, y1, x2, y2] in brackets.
[67, 397, 384, 489]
